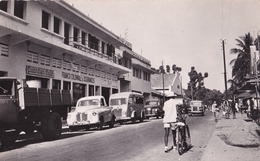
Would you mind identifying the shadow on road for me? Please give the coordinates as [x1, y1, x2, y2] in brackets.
[0, 130, 93, 152]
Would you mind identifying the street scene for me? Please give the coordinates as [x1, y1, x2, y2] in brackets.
[1, 0, 260, 161]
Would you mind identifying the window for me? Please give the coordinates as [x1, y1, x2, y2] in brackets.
[143, 71, 150, 81]
[73, 27, 79, 42]
[64, 22, 70, 45]
[40, 55, 50, 66]
[14, 1, 24, 19]
[42, 11, 50, 30]
[81, 66, 87, 75]
[81, 31, 86, 45]
[107, 44, 115, 57]
[72, 63, 79, 73]
[101, 71, 105, 78]
[102, 42, 105, 54]
[107, 72, 110, 79]
[136, 97, 144, 105]
[54, 16, 61, 34]
[0, 1, 7, 12]
[27, 52, 38, 64]
[52, 79, 61, 89]
[63, 81, 71, 90]
[88, 34, 99, 51]
[52, 58, 61, 68]
[95, 69, 100, 77]
[0, 43, 9, 57]
[63, 61, 71, 71]
[88, 67, 94, 76]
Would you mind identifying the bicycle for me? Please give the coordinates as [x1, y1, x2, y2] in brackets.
[176, 105, 191, 155]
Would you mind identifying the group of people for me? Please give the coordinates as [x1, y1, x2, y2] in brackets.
[211, 99, 237, 119]
[162, 97, 242, 153]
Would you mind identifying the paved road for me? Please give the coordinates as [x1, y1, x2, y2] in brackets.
[0, 111, 216, 161]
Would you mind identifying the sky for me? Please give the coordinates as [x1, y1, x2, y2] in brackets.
[65, 0, 260, 92]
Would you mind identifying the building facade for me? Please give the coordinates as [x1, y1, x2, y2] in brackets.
[151, 72, 184, 98]
[0, 1, 152, 105]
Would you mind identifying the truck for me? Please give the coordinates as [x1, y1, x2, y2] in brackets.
[67, 96, 115, 131]
[0, 77, 71, 149]
[190, 100, 205, 116]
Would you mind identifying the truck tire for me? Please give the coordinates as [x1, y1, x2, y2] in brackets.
[41, 113, 62, 140]
[18, 110, 35, 134]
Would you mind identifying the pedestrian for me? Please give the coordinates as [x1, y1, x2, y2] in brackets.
[211, 101, 218, 118]
[163, 97, 179, 153]
[231, 99, 236, 119]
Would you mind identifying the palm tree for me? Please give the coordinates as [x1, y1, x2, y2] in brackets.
[227, 79, 238, 99]
[229, 32, 254, 84]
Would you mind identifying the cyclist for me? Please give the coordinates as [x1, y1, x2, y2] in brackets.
[163, 98, 179, 153]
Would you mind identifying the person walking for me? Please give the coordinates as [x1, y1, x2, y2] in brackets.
[231, 99, 236, 119]
[163, 97, 179, 153]
[212, 101, 218, 118]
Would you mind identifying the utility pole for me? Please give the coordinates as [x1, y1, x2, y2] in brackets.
[222, 39, 228, 100]
[162, 61, 165, 104]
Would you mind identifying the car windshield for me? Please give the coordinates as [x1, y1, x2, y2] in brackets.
[0, 80, 14, 96]
[110, 98, 127, 105]
[77, 99, 99, 107]
[145, 101, 158, 105]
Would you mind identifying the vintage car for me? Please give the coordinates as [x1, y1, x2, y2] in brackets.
[190, 100, 205, 116]
[109, 92, 145, 124]
[67, 96, 115, 131]
[144, 99, 164, 119]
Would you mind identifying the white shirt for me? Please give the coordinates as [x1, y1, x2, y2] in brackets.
[163, 98, 178, 123]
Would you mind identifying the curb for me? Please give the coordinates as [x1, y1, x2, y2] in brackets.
[201, 113, 260, 161]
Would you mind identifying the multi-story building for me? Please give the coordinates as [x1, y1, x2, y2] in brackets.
[119, 49, 153, 100]
[0, 1, 153, 105]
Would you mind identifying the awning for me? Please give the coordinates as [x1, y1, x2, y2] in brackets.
[236, 92, 254, 99]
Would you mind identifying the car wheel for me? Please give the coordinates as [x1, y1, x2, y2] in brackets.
[98, 117, 104, 130]
[131, 114, 137, 124]
[109, 116, 115, 128]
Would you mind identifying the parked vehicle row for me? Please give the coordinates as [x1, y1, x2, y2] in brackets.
[67, 92, 165, 131]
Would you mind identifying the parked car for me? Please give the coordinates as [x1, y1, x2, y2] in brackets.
[67, 96, 115, 131]
[144, 99, 164, 119]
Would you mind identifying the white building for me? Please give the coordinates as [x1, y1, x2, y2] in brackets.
[0, 1, 152, 105]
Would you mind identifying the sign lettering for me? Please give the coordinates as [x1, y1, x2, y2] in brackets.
[26, 65, 54, 78]
[62, 72, 95, 83]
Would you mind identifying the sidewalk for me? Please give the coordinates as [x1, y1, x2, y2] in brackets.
[201, 113, 260, 161]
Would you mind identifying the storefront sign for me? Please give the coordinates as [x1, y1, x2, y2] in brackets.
[26, 65, 54, 78]
[62, 72, 95, 83]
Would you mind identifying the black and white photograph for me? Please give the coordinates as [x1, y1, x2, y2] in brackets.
[0, 0, 260, 160]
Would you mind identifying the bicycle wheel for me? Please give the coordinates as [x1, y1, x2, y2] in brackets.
[177, 127, 184, 155]
[185, 125, 191, 149]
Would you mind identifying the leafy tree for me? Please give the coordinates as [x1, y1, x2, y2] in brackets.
[187, 66, 208, 100]
[229, 32, 254, 85]
[172, 64, 182, 73]
[166, 65, 170, 73]
[159, 65, 165, 74]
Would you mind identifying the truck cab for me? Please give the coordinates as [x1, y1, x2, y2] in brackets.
[0, 77, 19, 124]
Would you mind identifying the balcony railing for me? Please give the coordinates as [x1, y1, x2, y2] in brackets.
[67, 37, 131, 69]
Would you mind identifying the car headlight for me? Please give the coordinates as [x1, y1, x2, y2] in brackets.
[92, 111, 97, 116]
[147, 108, 151, 111]
[67, 114, 71, 119]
